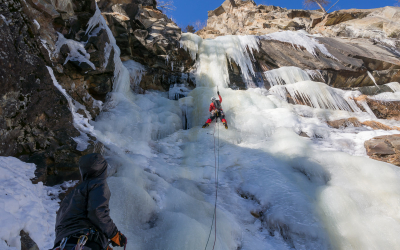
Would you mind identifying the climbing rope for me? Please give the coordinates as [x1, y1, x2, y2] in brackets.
[204, 114, 220, 250]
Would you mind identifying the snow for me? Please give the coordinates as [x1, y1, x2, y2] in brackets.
[0, 157, 76, 250]
[40, 39, 52, 60]
[55, 33, 96, 70]
[33, 20, 40, 29]
[47, 66, 95, 151]
[261, 31, 336, 59]
[1, 14, 11, 25]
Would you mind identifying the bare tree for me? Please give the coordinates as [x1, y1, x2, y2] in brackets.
[303, 0, 331, 14]
[157, 0, 176, 13]
[194, 20, 206, 31]
[184, 25, 196, 33]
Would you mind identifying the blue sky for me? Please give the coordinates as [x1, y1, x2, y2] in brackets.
[166, 0, 399, 29]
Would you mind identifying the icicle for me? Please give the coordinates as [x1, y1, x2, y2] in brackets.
[123, 60, 146, 87]
[264, 67, 311, 87]
[367, 71, 379, 88]
[270, 81, 362, 112]
[261, 31, 336, 59]
[180, 33, 260, 88]
[86, 4, 129, 94]
[305, 69, 325, 82]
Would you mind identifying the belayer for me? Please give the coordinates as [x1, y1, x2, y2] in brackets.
[202, 90, 228, 129]
[52, 153, 127, 250]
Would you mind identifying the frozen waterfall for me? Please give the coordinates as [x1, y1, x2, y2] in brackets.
[87, 21, 400, 250]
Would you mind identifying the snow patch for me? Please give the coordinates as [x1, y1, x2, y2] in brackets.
[55, 33, 95, 70]
[33, 19, 40, 29]
[0, 157, 75, 250]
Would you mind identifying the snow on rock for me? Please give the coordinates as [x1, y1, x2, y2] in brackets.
[47, 66, 94, 151]
[0, 157, 74, 250]
[261, 30, 336, 59]
[55, 33, 96, 70]
[33, 19, 40, 29]
[169, 84, 191, 100]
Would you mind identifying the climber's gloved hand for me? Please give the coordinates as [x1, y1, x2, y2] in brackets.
[110, 232, 127, 247]
[217, 91, 220, 95]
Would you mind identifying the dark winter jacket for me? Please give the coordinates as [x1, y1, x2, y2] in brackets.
[54, 153, 118, 249]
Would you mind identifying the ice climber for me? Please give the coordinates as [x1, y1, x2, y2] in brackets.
[53, 153, 127, 250]
[202, 90, 228, 129]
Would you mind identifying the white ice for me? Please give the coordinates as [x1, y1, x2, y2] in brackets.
[261, 31, 336, 59]
[90, 27, 400, 250]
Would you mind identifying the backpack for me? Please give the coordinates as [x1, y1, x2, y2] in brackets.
[213, 100, 222, 110]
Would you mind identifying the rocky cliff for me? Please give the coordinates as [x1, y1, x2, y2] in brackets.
[0, 0, 192, 185]
[198, 0, 400, 90]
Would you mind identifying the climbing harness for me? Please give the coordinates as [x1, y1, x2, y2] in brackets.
[204, 116, 220, 250]
[55, 228, 99, 250]
[74, 235, 88, 250]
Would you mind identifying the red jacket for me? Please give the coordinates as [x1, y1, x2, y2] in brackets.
[209, 95, 222, 112]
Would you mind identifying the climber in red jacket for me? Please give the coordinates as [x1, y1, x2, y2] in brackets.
[202, 91, 228, 129]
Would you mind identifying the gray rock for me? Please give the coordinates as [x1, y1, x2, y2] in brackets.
[20, 230, 39, 250]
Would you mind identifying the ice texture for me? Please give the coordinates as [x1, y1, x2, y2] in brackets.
[261, 31, 336, 59]
[89, 30, 400, 250]
[7, 8, 400, 250]
[264, 66, 312, 87]
[181, 33, 260, 88]
[367, 71, 379, 87]
[270, 81, 362, 112]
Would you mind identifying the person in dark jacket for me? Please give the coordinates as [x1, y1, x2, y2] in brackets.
[202, 91, 228, 129]
[53, 153, 127, 250]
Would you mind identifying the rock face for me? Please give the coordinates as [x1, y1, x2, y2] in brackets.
[326, 117, 400, 131]
[98, 2, 194, 91]
[200, 0, 400, 41]
[0, 0, 86, 185]
[20, 230, 39, 250]
[365, 135, 400, 167]
[198, 0, 400, 90]
[364, 98, 400, 120]
[0, 0, 193, 185]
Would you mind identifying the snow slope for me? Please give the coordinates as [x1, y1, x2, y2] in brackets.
[0, 157, 76, 250]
